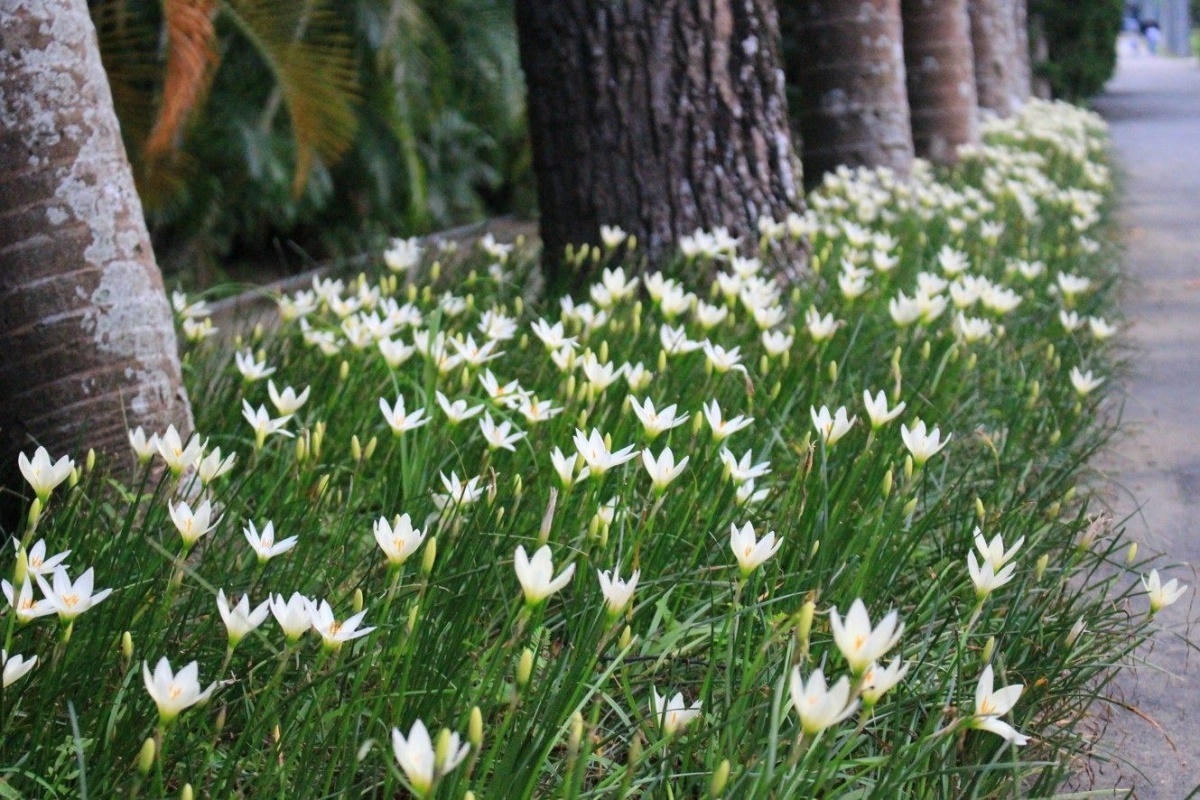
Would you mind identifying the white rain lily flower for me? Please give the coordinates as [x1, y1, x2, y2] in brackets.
[573, 428, 638, 475]
[597, 566, 640, 616]
[980, 284, 1021, 314]
[837, 268, 870, 300]
[143, 657, 216, 725]
[1059, 309, 1083, 332]
[900, 420, 951, 465]
[600, 225, 629, 249]
[751, 304, 787, 329]
[197, 447, 237, 485]
[1056, 272, 1092, 299]
[392, 719, 470, 795]
[234, 350, 275, 382]
[888, 291, 921, 327]
[531, 318, 578, 351]
[659, 324, 703, 356]
[917, 291, 949, 323]
[129, 427, 160, 463]
[702, 341, 745, 374]
[379, 396, 430, 436]
[268, 381, 311, 415]
[242, 401, 293, 449]
[384, 237, 422, 273]
[35, 567, 112, 621]
[168, 498, 219, 549]
[973, 528, 1024, 572]
[955, 313, 993, 343]
[480, 233, 513, 261]
[16, 539, 70, 577]
[862, 390, 906, 429]
[969, 665, 1029, 745]
[968, 551, 1016, 600]
[2, 649, 37, 688]
[762, 330, 794, 357]
[217, 589, 270, 649]
[806, 307, 840, 341]
[18, 447, 74, 502]
[374, 514, 426, 567]
[695, 301, 729, 330]
[729, 522, 781, 577]
[1069, 367, 1104, 397]
[378, 337, 416, 368]
[478, 310, 518, 342]
[916, 272, 949, 295]
[171, 290, 211, 319]
[642, 447, 689, 494]
[433, 472, 485, 512]
[581, 353, 624, 392]
[861, 657, 909, 706]
[243, 520, 298, 564]
[270, 592, 313, 643]
[651, 689, 703, 735]
[436, 391, 485, 424]
[789, 667, 858, 737]
[624, 362, 653, 393]
[830, 598, 904, 676]
[1143, 569, 1188, 614]
[517, 395, 562, 424]
[2, 579, 56, 623]
[1088, 316, 1118, 340]
[306, 599, 375, 650]
[937, 246, 970, 275]
[514, 545, 575, 605]
[630, 397, 689, 439]
[479, 370, 524, 407]
[550, 448, 589, 487]
[735, 480, 770, 507]
[181, 317, 218, 341]
[811, 405, 856, 446]
[719, 448, 771, 484]
[479, 412, 526, 452]
[703, 399, 754, 442]
[451, 334, 503, 367]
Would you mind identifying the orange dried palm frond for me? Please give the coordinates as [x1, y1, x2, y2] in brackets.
[144, 0, 220, 159]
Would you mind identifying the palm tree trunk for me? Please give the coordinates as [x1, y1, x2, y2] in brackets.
[787, 0, 915, 186]
[968, 0, 1025, 117]
[515, 0, 806, 280]
[0, 0, 193, 465]
[1012, 0, 1032, 106]
[901, 0, 979, 165]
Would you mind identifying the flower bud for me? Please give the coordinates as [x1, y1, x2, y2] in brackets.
[431, 262, 442, 281]
[121, 630, 134, 668]
[770, 381, 782, 401]
[136, 737, 157, 775]
[513, 474, 524, 499]
[353, 588, 364, 614]
[215, 704, 227, 736]
[435, 727, 454, 769]
[1066, 618, 1085, 649]
[569, 710, 584, 753]
[180, 784, 194, 800]
[515, 296, 525, 316]
[1049, 429, 1061, 445]
[975, 497, 986, 521]
[351, 435, 363, 463]
[619, 625, 632, 651]
[26, 497, 42, 531]
[86, 448, 96, 473]
[406, 604, 419, 634]
[339, 360, 350, 381]
[657, 349, 668, 372]
[364, 436, 378, 462]
[315, 474, 331, 499]
[539, 489, 558, 547]
[828, 360, 838, 384]
[881, 469, 893, 498]
[903, 455, 913, 482]
[795, 600, 815, 656]
[422, 537, 437, 577]
[517, 648, 534, 688]
[1046, 501, 1061, 519]
[710, 759, 731, 798]
[1125, 542, 1138, 566]
[902, 498, 918, 517]
[295, 435, 308, 464]
[469, 706, 483, 748]
[921, 340, 931, 361]
[1035, 553, 1049, 581]
[981, 636, 995, 664]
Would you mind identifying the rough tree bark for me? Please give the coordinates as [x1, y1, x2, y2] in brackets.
[968, 0, 1029, 117]
[787, 0, 914, 186]
[514, 0, 805, 279]
[1012, 0, 1032, 105]
[901, 0, 979, 165]
[0, 0, 193, 464]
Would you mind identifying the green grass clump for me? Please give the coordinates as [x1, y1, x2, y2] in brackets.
[1, 100, 1178, 798]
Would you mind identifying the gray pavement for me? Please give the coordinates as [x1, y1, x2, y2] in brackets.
[1091, 54, 1200, 799]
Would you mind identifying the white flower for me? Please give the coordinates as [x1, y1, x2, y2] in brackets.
[16, 539, 70, 577]
[480, 233, 513, 261]
[762, 330, 794, 357]
[197, 447, 237, 485]
[436, 391, 485, 424]
[378, 337, 416, 368]
[659, 324, 703, 356]
[581, 352, 624, 392]
[451, 334, 503, 367]
[234, 350, 275, 382]
[1069, 367, 1103, 396]
[156, 425, 203, 475]
[18, 447, 74, 501]
[171, 290, 211, 319]
[937, 246, 969, 276]
[861, 657, 909, 706]
[624, 362, 653, 393]
[517, 396, 562, 424]
[968, 551, 1016, 599]
[384, 237, 422, 273]
[702, 341, 744, 374]
[35, 567, 111, 621]
[268, 381, 311, 415]
[830, 598, 903, 676]
[729, 522, 781, 577]
[980, 284, 1021, 314]
[1088, 316, 1118, 340]
[514, 545, 575, 605]
[900, 420, 950, 465]
[243, 520, 298, 563]
[888, 292, 921, 327]
[862, 390, 906, 429]
[129, 427, 160, 463]
[143, 657, 216, 724]
[1056, 272, 1092, 299]
[479, 412, 526, 452]
[695, 301, 729, 330]
[2, 649, 37, 688]
[703, 400, 753, 442]
[2, 579, 56, 623]
[1143, 569, 1188, 614]
[169, 499, 219, 548]
[217, 589, 270, 648]
[789, 667, 858, 737]
[954, 313, 993, 343]
[751, 304, 787, 329]
[599, 225, 629, 249]
[242, 401, 293, 448]
[550, 447, 589, 487]
[969, 664, 1029, 745]
[181, 317, 218, 341]
[1059, 309, 1083, 332]
[630, 397, 689, 439]
[735, 480, 770, 507]
[651, 689, 702, 735]
[392, 719, 470, 795]
[642, 447, 689, 494]
[270, 592, 313, 642]
[479, 311, 517, 342]
[811, 405, 856, 446]
[597, 566, 639, 616]
[432, 472, 485, 511]
[479, 370, 524, 407]
[573, 428, 637, 476]
[719, 448, 771, 484]
[973, 528, 1024, 572]
[805, 307, 840, 341]
[531, 318, 578, 351]
[374, 514, 426, 566]
[306, 599, 375, 650]
[379, 396, 430, 435]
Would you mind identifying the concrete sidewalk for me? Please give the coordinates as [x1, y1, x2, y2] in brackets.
[1091, 55, 1200, 798]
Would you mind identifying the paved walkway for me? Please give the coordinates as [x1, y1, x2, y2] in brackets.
[1092, 54, 1200, 798]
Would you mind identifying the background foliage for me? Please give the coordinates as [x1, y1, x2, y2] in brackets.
[1031, 0, 1125, 102]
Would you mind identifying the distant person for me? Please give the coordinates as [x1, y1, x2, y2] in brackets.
[1141, 18, 1162, 53]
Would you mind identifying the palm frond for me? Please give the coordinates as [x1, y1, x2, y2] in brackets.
[144, 0, 219, 159]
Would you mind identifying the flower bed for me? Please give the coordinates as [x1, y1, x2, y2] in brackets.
[1, 100, 1180, 798]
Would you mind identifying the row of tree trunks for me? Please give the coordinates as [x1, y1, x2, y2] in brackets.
[515, 0, 805, 282]
[901, 0, 978, 164]
[0, 0, 193, 466]
[968, 0, 1031, 117]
